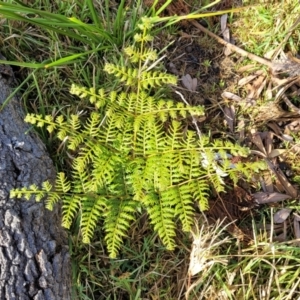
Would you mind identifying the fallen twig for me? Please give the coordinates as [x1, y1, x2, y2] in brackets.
[190, 19, 300, 77]
[190, 20, 273, 68]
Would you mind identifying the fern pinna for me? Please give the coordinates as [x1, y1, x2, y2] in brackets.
[10, 17, 265, 258]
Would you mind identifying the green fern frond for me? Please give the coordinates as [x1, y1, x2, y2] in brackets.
[104, 63, 177, 89]
[55, 172, 71, 193]
[124, 45, 157, 62]
[81, 195, 107, 244]
[72, 168, 94, 193]
[91, 152, 124, 188]
[10, 184, 46, 201]
[106, 101, 127, 119]
[164, 185, 195, 232]
[104, 199, 137, 258]
[149, 155, 170, 190]
[104, 63, 138, 86]
[68, 134, 85, 151]
[145, 192, 176, 250]
[189, 180, 210, 211]
[71, 143, 99, 173]
[87, 87, 108, 108]
[69, 114, 81, 130]
[82, 112, 101, 137]
[57, 129, 68, 141]
[137, 16, 154, 31]
[140, 70, 177, 89]
[166, 120, 184, 150]
[55, 115, 65, 126]
[135, 119, 165, 155]
[133, 33, 154, 43]
[104, 113, 133, 146]
[24, 113, 48, 128]
[62, 194, 81, 229]
[11, 16, 267, 258]
[42, 181, 53, 192]
[70, 84, 95, 99]
[128, 158, 147, 201]
[45, 192, 61, 211]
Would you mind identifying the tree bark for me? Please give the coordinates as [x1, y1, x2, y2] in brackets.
[0, 63, 71, 299]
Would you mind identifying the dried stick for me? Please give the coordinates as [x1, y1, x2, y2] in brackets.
[190, 19, 300, 77]
[190, 19, 273, 68]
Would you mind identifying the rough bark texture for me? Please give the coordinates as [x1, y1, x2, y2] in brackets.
[0, 67, 71, 299]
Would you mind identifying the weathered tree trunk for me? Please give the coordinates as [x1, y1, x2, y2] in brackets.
[0, 63, 71, 299]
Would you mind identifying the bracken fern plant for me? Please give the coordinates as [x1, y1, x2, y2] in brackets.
[10, 17, 265, 258]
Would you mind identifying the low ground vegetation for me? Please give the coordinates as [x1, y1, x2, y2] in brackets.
[2, 0, 300, 299]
